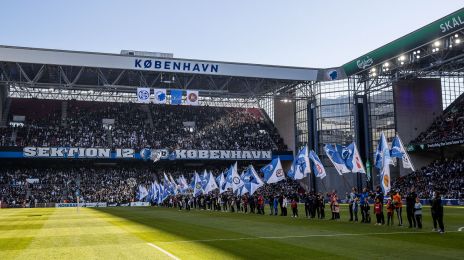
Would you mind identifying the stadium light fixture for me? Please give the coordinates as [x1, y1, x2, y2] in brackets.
[433, 41, 441, 47]
[456, 38, 461, 44]
[455, 34, 459, 38]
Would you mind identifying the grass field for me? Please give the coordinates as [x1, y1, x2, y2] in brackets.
[1, 205, 463, 259]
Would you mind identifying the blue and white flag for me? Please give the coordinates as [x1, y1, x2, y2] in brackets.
[147, 182, 155, 202]
[324, 144, 350, 175]
[158, 183, 165, 204]
[169, 174, 178, 195]
[239, 185, 249, 196]
[243, 165, 264, 195]
[153, 89, 167, 104]
[193, 172, 203, 197]
[288, 146, 311, 180]
[137, 184, 149, 201]
[216, 172, 222, 188]
[230, 162, 244, 192]
[216, 172, 227, 194]
[200, 170, 209, 192]
[375, 132, 391, 169]
[391, 135, 415, 171]
[170, 89, 183, 105]
[177, 175, 188, 193]
[189, 174, 196, 190]
[309, 150, 326, 179]
[136, 87, 151, 103]
[380, 160, 391, 195]
[203, 172, 219, 194]
[342, 142, 366, 174]
[261, 157, 285, 184]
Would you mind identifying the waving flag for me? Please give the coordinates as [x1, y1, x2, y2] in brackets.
[157, 184, 164, 204]
[239, 185, 249, 196]
[216, 172, 228, 194]
[342, 142, 366, 174]
[375, 132, 393, 195]
[261, 157, 285, 184]
[230, 162, 244, 192]
[216, 172, 222, 188]
[177, 175, 189, 193]
[324, 144, 350, 175]
[391, 135, 415, 171]
[193, 172, 203, 197]
[147, 182, 155, 202]
[137, 184, 149, 201]
[203, 172, 219, 194]
[380, 161, 391, 195]
[309, 150, 326, 179]
[154, 181, 160, 201]
[168, 174, 178, 195]
[243, 165, 264, 195]
[375, 132, 391, 169]
[200, 170, 209, 192]
[225, 166, 233, 190]
[288, 146, 311, 180]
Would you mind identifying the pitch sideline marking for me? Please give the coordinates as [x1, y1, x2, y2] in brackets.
[147, 242, 181, 260]
[458, 227, 464, 232]
[157, 230, 462, 244]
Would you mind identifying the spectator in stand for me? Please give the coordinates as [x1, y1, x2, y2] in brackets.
[411, 95, 464, 145]
[4, 98, 288, 152]
[392, 156, 463, 200]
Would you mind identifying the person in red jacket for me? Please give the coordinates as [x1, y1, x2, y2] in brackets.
[291, 198, 298, 218]
[374, 198, 383, 225]
[257, 194, 264, 215]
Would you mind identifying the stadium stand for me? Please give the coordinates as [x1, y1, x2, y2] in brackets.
[411, 93, 464, 145]
[3, 98, 287, 151]
[391, 156, 464, 199]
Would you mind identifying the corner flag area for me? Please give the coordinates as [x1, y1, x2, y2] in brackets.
[1, 206, 463, 259]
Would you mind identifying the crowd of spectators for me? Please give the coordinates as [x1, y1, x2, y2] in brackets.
[1, 98, 286, 151]
[391, 156, 464, 199]
[0, 165, 301, 207]
[412, 96, 464, 144]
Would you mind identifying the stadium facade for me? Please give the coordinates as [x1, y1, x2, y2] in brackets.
[1, 7, 464, 196]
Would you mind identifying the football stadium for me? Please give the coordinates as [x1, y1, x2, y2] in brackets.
[1, 2, 464, 259]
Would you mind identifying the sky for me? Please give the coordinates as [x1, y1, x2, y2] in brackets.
[0, 1, 462, 68]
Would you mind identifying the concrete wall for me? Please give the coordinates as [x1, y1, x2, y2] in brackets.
[273, 99, 295, 152]
[394, 78, 443, 175]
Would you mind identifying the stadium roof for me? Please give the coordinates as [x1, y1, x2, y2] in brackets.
[1, 7, 464, 99]
[342, 7, 464, 77]
[0, 45, 319, 99]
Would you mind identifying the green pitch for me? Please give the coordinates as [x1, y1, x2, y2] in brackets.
[1, 206, 463, 259]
